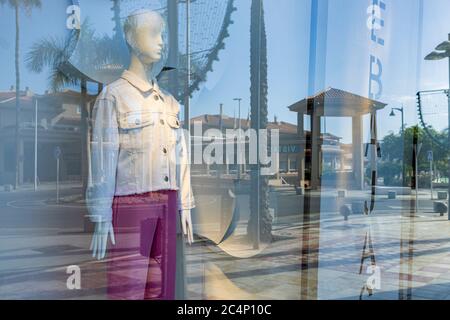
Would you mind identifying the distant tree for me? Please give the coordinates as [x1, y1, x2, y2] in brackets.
[380, 126, 449, 186]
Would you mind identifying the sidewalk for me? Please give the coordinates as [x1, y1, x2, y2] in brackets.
[0, 181, 82, 194]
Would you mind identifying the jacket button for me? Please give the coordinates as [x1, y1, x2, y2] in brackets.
[160, 119, 165, 125]
[164, 176, 169, 182]
[163, 147, 167, 154]
[154, 95, 160, 101]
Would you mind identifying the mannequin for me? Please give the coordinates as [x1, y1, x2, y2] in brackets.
[86, 9, 195, 300]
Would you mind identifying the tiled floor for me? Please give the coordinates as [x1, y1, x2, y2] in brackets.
[1, 192, 450, 300]
[184, 210, 450, 300]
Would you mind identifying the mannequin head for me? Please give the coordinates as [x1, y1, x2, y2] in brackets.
[123, 9, 165, 68]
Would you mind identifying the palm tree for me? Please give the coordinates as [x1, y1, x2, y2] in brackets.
[0, 0, 41, 189]
[248, 0, 272, 245]
[26, 20, 115, 90]
[26, 30, 80, 91]
[26, 20, 116, 196]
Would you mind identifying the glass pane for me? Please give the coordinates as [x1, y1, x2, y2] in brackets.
[0, 0, 449, 301]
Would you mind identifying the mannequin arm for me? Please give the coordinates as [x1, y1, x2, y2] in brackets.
[90, 221, 116, 260]
[180, 209, 194, 245]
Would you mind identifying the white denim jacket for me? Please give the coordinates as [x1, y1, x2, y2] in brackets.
[86, 70, 195, 223]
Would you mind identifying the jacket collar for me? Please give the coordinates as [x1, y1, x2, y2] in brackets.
[121, 70, 164, 101]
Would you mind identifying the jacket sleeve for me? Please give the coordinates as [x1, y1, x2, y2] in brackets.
[85, 96, 119, 223]
[175, 110, 195, 212]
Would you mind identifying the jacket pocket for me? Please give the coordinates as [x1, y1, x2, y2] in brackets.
[118, 110, 154, 149]
[118, 110, 154, 130]
[166, 113, 181, 146]
[166, 114, 181, 129]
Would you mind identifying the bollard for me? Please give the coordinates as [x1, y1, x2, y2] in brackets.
[340, 204, 352, 221]
[388, 191, 397, 200]
[295, 186, 304, 195]
[337, 190, 347, 198]
[433, 201, 448, 217]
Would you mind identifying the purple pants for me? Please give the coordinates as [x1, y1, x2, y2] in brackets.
[107, 190, 177, 300]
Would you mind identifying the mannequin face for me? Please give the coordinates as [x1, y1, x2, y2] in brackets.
[133, 23, 164, 66]
[125, 11, 165, 67]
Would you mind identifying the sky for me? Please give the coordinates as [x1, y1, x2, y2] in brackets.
[1, 0, 450, 143]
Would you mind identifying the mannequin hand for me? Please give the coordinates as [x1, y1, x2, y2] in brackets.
[90, 221, 115, 260]
[180, 209, 194, 245]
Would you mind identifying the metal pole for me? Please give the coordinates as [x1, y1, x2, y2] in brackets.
[401, 107, 405, 186]
[184, 0, 191, 135]
[219, 103, 223, 131]
[430, 156, 434, 200]
[168, 0, 179, 95]
[34, 98, 38, 191]
[238, 98, 241, 178]
[401, 108, 405, 134]
[218, 103, 223, 178]
[56, 158, 60, 204]
[411, 125, 422, 215]
[238, 99, 241, 131]
[234, 98, 243, 180]
[448, 54, 450, 220]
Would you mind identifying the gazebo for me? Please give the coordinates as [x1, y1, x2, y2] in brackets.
[288, 87, 387, 190]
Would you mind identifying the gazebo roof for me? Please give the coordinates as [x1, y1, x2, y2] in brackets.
[288, 87, 387, 117]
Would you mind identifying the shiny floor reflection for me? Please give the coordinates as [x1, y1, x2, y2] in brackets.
[185, 191, 450, 300]
[1, 187, 450, 300]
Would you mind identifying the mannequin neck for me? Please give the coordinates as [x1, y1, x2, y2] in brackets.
[128, 53, 153, 83]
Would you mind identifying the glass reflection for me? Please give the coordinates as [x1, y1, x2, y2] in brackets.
[0, 0, 450, 301]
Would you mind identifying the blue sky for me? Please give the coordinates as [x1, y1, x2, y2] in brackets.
[1, 0, 450, 143]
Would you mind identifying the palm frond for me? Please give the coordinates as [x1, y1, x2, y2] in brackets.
[26, 37, 66, 72]
[21, 0, 41, 16]
[0, 0, 42, 14]
[26, 29, 80, 90]
[48, 67, 79, 92]
[0, 0, 15, 8]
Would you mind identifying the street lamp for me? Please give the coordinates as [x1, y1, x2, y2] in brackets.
[233, 98, 243, 180]
[390, 106, 405, 186]
[425, 33, 450, 221]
